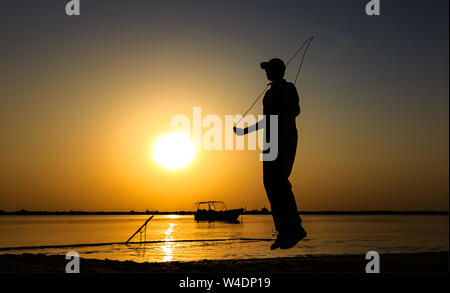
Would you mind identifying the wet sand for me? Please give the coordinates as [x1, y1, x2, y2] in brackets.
[0, 252, 447, 273]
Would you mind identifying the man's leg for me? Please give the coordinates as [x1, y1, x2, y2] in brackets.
[277, 138, 306, 248]
[281, 178, 303, 231]
[263, 161, 283, 234]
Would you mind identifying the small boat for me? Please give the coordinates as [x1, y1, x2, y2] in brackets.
[194, 201, 244, 222]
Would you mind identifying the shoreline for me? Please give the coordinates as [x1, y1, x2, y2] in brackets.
[0, 252, 448, 273]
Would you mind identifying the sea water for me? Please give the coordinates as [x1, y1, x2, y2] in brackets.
[0, 215, 448, 262]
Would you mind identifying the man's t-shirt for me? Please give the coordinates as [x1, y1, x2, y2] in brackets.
[263, 79, 300, 142]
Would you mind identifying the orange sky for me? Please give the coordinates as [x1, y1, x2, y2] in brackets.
[0, 1, 448, 211]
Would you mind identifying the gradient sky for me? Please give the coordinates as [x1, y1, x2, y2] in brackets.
[0, 0, 448, 211]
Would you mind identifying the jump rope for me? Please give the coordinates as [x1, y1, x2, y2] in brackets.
[234, 35, 314, 128]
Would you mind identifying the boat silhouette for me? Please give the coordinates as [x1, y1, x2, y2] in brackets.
[194, 201, 244, 222]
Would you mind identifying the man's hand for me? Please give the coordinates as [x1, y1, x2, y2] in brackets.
[233, 126, 247, 136]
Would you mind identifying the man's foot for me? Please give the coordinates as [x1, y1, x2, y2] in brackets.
[270, 235, 282, 250]
[280, 227, 307, 250]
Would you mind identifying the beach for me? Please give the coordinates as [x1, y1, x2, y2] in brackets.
[0, 252, 447, 273]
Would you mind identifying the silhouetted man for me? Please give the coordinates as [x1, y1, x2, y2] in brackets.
[234, 58, 307, 250]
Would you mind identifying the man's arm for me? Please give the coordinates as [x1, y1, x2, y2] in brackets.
[233, 117, 266, 136]
[283, 83, 301, 117]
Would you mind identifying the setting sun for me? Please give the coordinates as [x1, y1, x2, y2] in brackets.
[153, 132, 195, 170]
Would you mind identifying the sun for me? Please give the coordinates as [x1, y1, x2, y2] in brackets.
[153, 132, 196, 170]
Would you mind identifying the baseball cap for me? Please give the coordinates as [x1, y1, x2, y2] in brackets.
[260, 58, 286, 72]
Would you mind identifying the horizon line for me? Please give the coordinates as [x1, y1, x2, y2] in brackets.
[0, 209, 448, 215]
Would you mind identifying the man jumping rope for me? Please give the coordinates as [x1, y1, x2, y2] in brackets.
[233, 58, 307, 250]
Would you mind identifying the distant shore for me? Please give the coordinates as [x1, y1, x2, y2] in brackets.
[0, 210, 448, 216]
[0, 252, 447, 273]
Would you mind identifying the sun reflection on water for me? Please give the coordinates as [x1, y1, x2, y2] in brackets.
[165, 215, 180, 219]
[162, 223, 177, 262]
